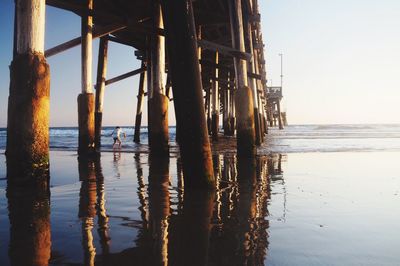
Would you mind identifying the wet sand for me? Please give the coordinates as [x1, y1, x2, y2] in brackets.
[0, 150, 399, 265]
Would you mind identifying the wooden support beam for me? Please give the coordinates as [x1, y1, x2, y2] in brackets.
[277, 100, 283, 130]
[197, 39, 252, 61]
[7, 0, 50, 180]
[162, 0, 215, 188]
[148, 3, 169, 155]
[247, 72, 262, 80]
[249, 13, 261, 23]
[211, 51, 219, 141]
[81, 0, 92, 94]
[229, 0, 256, 157]
[45, 24, 126, 57]
[134, 61, 147, 143]
[16, 0, 45, 54]
[199, 59, 233, 72]
[210, 76, 235, 87]
[46, 0, 165, 36]
[78, 0, 95, 155]
[244, 11, 262, 145]
[107, 35, 133, 47]
[200, 59, 261, 80]
[103, 67, 145, 86]
[94, 37, 108, 148]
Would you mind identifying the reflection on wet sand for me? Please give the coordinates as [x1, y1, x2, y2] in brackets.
[78, 158, 98, 266]
[78, 156, 111, 266]
[147, 156, 171, 265]
[7, 173, 51, 266]
[100, 154, 283, 266]
[5, 153, 285, 265]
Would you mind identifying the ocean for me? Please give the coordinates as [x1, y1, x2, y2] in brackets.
[2, 124, 400, 153]
[0, 124, 400, 155]
[0, 124, 399, 265]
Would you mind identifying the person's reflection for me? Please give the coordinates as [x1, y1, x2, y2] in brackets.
[7, 173, 51, 266]
[78, 157, 97, 266]
[148, 155, 171, 266]
[113, 151, 122, 178]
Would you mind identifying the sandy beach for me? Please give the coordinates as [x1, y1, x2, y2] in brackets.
[1, 139, 399, 265]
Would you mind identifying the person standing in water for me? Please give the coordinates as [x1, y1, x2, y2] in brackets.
[110, 126, 126, 149]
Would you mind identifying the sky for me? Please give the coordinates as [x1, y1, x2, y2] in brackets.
[1, 0, 400, 127]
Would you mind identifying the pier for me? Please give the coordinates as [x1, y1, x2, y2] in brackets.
[6, 0, 284, 188]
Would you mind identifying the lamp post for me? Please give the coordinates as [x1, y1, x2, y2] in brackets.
[279, 53, 283, 90]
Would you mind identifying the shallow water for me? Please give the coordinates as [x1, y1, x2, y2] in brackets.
[0, 148, 399, 265]
[1, 124, 400, 153]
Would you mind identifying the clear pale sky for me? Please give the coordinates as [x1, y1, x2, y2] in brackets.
[1, 0, 399, 127]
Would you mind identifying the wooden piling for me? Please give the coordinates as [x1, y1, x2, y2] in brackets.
[134, 61, 147, 143]
[229, 85, 236, 136]
[268, 106, 274, 127]
[206, 85, 212, 135]
[211, 51, 220, 141]
[78, 0, 95, 155]
[244, 13, 262, 146]
[94, 37, 108, 149]
[229, 0, 256, 157]
[161, 0, 215, 188]
[148, 3, 169, 155]
[222, 75, 229, 135]
[7, 0, 50, 181]
[277, 99, 284, 130]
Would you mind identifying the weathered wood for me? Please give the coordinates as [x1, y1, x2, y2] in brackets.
[16, 0, 45, 54]
[229, 0, 256, 157]
[247, 72, 262, 80]
[104, 67, 145, 86]
[206, 84, 212, 135]
[45, 24, 126, 58]
[78, 0, 95, 155]
[162, 0, 215, 188]
[244, 13, 262, 145]
[78, 93, 95, 155]
[46, 0, 166, 36]
[134, 61, 147, 143]
[277, 100, 284, 130]
[229, 71, 236, 136]
[197, 39, 252, 61]
[212, 51, 219, 141]
[148, 3, 169, 155]
[81, 0, 92, 94]
[94, 37, 108, 148]
[7, 0, 50, 181]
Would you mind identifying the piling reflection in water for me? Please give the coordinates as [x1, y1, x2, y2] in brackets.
[78, 157, 98, 266]
[78, 156, 111, 266]
[148, 155, 171, 265]
[128, 154, 281, 266]
[5, 153, 285, 265]
[7, 172, 51, 266]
